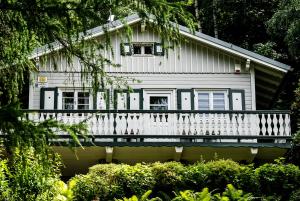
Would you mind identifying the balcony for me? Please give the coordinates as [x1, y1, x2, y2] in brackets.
[20, 110, 292, 148]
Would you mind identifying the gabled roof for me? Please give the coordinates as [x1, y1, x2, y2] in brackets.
[30, 14, 290, 73]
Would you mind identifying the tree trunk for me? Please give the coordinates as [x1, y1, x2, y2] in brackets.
[194, 0, 202, 32]
[212, 0, 218, 38]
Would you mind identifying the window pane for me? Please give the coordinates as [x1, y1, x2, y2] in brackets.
[62, 92, 74, 110]
[144, 45, 153, 54]
[133, 45, 141, 54]
[77, 92, 89, 110]
[150, 96, 168, 110]
[198, 93, 209, 110]
[213, 93, 225, 110]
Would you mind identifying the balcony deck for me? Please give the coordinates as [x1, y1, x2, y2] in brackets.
[2, 109, 291, 176]
[21, 110, 292, 147]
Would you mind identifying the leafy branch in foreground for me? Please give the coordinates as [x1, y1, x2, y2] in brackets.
[0, 103, 88, 157]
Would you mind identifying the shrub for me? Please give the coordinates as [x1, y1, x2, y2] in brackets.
[114, 164, 155, 198]
[184, 162, 208, 191]
[70, 174, 106, 201]
[205, 159, 242, 191]
[70, 159, 300, 200]
[255, 159, 300, 200]
[151, 162, 186, 195]
[233, 164, 259, 195]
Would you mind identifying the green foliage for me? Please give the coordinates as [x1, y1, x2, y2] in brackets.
[70, 174, 106, 201]
[219, 184, 253, 201]
[121, 185, 254, 201]
[71, 159, 300, 200]
[185, 162, 208, 190]
[115, 190, 162, 201]
[253, 42, 282, 60]
[204, 159, 241, 191]
[267, 0, 300, 59]
[172, 188, 211, 201]
[255, 159, 300, 200]
[151, 162, 186, 194]
[0, 147, 64, 201]
[0, 159, 10, 200]
[289, 189, 300, 201]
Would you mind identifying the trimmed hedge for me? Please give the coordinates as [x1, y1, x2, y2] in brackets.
[70, 159, 300, 201]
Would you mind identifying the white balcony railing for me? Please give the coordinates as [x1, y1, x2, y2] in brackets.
[20, 110, 291, 144]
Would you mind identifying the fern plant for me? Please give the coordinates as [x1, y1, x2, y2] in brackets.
[115, 190, 162, 201]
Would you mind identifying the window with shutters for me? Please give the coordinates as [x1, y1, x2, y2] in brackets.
[121, 43, 163, 56]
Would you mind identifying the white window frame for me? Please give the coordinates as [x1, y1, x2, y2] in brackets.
[60, 90, 93, 110]
[144, 90, 175, 110]
[194, 90, 229, 110]
[132, 43, 154, 56]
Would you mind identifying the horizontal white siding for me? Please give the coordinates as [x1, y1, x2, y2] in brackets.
[31, 72, 251, 110]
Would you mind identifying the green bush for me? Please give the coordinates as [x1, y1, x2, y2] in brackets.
[255, 159, 300, 200]
[70, 159, 300, 201]
[184, 162, 208, 191]
[114, 164, 155, 198]
[205, 159, 242, 191]
[70, 174, 105, 201]
[151, 162, 186, 194]
[233, 164, 259, 195]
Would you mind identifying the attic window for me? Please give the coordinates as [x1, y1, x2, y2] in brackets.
[121, 43, 163, 56]
[144, 45, 153, 54]
[133, 43, 153, 55]
[133, 44, 142, 54]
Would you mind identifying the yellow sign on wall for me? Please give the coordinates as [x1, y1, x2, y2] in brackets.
[38, 76, 48, 83]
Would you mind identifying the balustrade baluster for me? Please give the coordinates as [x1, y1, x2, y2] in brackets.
[195, 114, 201, 135]
[183, 114, 189, 135]
[178, 114, 184, 136]
[267, 114, 272, 135]
[278, 114, 284, 136]
[237, 114, 243, 135]
[261, 114, 267, 136]
[231, 114, 237, 136]
[273, 114, 279, 136]
[189, 114, 196, 135]
[220, 113, 225, 136]
[284, 114, 290, 136]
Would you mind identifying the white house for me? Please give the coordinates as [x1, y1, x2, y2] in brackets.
[27, 14, 292, 176]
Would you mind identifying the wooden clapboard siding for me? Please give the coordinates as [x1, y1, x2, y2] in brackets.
[38, 24, 244, 74]
[31, 72, 251, 110]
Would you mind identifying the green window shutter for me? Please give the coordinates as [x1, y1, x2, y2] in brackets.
[229, 89, 245, 110]
[154, 43, 164, 56]
[127, 89, 143, 110]
[177, 89, 194, 110]
[40, 87, 58, 109]
[114, 90, 128, 109]
[120, 43, 132, 56]
[94, 89, 110, 109]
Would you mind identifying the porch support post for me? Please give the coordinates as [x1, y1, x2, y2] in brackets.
[173, 146, 183, 161]
[247, 148, 258, 163]
[105, 147, 114, 163]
